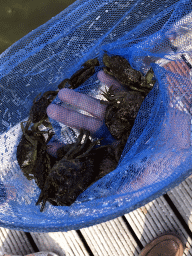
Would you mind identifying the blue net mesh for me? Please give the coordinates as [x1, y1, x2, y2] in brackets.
[0, 0, 192, 232]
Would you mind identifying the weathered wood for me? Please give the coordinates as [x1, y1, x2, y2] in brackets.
[167, 176, 192, 230]
[0, 228, 34, 255]
[30, 230, 89, 256]
[80, 217, 140, 256]
[167, 175, 192, 255]
[124, 196, 192, 255]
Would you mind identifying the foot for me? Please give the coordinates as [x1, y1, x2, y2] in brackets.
[139, 234, 184, 256]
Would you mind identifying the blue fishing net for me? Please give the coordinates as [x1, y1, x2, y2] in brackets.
[0, 0, 192, 232]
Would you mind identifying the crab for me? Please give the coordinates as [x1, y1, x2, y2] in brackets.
[17, 119, 55, 189]
[92, 144, 119, 182]
[36, 128, 102, 211]
[103, 53, 155, 95]
[101, 85, 145, 141]
[29, 90, 58, 123]
[100, 54, 156, 144]
[58, 58, 100, 90]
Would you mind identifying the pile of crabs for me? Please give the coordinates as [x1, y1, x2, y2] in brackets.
[17, 54, 155, 212]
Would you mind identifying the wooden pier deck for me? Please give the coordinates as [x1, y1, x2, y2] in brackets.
[0, 175, 192, 256]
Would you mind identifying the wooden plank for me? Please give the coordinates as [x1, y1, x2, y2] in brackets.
[167, 176, 192, 230]
[124, 196, 192, 256]
[166, 175, 192, 255]
[30, 230, 90, 256]
[0, 228, 34, 255]
[80, 217, 140, 256]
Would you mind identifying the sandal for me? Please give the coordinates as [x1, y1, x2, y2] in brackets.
[139, 234, 184, 256]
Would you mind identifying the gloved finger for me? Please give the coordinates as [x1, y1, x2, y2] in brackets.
[47, 104, 103, 134]
[58, 88, 106, 120]
[97, 70, 124, 90]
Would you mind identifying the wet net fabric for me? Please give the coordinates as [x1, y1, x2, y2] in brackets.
[0, 0, 192, 232]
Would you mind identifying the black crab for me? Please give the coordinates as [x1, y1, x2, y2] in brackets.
[103, 53, 155, 95]
[36, 129, 102, 211]
[16, 119, 55, 189]
[58, 58, 100, 90]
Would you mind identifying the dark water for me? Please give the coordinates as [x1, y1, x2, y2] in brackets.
[0, 0, 76, 54]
